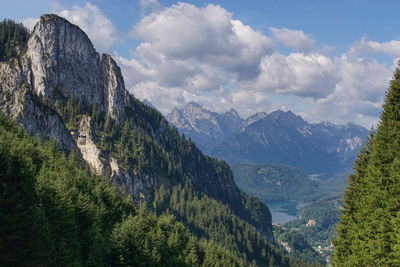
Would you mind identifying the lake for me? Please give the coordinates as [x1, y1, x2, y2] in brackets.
[265, 201, 303, 224]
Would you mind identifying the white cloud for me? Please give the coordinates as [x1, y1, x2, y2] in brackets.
[250, 52, 339, 99]
[130, 2, 274, 86]
[140, 0, 162, 15]
[229, 89, 282, 117]
[304, 55, 396, 126]
[270, 27, 318, 53]
[349, 37, 400, 57]
[58, 3, 118, 53]
[22, 17, 38, 31]
[117, 2, 280, 118]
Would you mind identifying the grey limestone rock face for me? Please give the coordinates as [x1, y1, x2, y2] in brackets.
[76, 116, 106, 175]
[166, 102, 243, 151]
[25, 14, 127, 122]
[0, 58, 76, 151]
[0, 14, 163, 202]
[0, 14, 130, 149]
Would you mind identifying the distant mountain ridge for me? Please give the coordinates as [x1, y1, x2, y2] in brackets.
[166, 102, 243, 150]
[167, 103, 369, 175]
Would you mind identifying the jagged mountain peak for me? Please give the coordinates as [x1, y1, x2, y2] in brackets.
[166, 102, 244, 151]
[268, 109, 303, 122]
[26, 14, 128, 123]
[242, 112, 268, 128]
[223, 107, 240, 117]
[186, 101, 203, 108]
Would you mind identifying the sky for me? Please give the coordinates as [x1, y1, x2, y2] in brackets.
[3, 0, 400, 128]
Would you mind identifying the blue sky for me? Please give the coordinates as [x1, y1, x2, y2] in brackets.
[3, 0, 400, 127]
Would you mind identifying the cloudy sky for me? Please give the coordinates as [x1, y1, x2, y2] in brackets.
[3, 0, 400, 127]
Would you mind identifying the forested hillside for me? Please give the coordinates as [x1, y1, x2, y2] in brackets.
[0, 19, 29, 61]
[333, 63, 400, 265]
[0, 113, 249, 266]
[231, 163, 320, 202]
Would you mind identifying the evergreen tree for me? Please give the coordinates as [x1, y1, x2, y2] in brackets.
[0, 19, 30, 61]
[333, 62, 400, 266]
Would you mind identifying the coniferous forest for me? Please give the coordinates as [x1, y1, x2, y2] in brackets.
[0, 19, 29, 61]
[333, 63, 400, 265]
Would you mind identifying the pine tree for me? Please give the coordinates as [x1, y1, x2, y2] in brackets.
[333, 61, 400, 266]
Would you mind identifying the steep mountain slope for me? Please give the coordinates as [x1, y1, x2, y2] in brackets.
[166, 102, 243, 151]
[0, 15, 313, 266]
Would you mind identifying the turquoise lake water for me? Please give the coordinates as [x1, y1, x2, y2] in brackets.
[265, 201, 303, 224]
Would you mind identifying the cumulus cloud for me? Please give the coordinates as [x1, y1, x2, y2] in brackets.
[270, 27, 318, 53]
[58, 3, 118, 53]
[140, 0, 162, 15]
[304, 54, 396, 126]
[22, 17, 38, 31]
[349, 37, 400, 57]
[229, 89, 283, 117]
[129, 2, 274, 86]
[113, 3, 397, 127]
[250, 52, 340, 99]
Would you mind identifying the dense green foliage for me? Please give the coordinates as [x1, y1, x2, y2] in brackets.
[284, 198, 341, 247]
[231, 163, 320, 202]
[273, 227, 325, 265]
[0, 113, 247, 266]
[270, 198, 340, 264]
[333, 62, 400, 265]
[0, 19, 30, 61]
[153, 183, 316, 266]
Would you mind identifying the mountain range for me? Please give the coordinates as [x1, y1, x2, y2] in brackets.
[167, 103, 369, 175]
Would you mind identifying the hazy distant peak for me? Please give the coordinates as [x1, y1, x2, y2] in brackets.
[142, 98, 156, 110]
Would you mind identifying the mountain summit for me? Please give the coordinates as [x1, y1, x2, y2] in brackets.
[166, 102, 243, 150]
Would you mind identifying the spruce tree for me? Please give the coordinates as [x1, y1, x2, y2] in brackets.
[333, 62, 400, 266]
